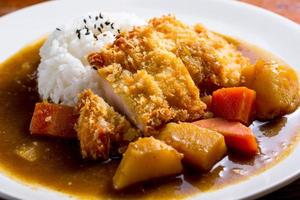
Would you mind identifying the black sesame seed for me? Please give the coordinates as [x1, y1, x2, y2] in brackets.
[99, 13, 103, 19]
[100, 24, 104, 29]
[103, 33, 107, 37]
[88, 15, 91, 19]
[94, 24, 96, 29]
[56, 28, 61, 31]
[105, 21, 110, 26]
[93, 34, 98, 40]
[83, 19, 87, 24]
[117, 29, 120, 33]
[95, 16, 99, 20]
[97, 27, 102, 33]
[111, 23, 114, 29]
[85, 27, 90, 35]
[92, 66, 97, 70]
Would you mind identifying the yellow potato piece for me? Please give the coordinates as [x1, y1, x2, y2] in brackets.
[159, 123, 227, 171]
[113, 137, 183, 190]
[246, 60, 300, 120]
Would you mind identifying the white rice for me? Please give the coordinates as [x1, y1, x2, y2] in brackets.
[38, 12, 145, 106]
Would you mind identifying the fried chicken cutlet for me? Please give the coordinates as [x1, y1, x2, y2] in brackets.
[95, 49, 206, 134]
[89, 15, 250, 91]
[97, 64, 177, 134]
[88, 18, 209, 134]
[149, 16, 250, 89]
[75, 89, 140, 160]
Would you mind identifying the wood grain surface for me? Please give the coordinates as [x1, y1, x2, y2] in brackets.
[241, 0, 300, 24]
[0, 0, 299, 199]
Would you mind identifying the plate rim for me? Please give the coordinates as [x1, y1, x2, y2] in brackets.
[0, 0, 300, 199]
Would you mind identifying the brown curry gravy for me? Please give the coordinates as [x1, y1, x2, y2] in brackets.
[0, 37, 299, 199]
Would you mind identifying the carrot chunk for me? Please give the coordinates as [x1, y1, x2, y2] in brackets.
[193, 118, 258, 155]
[30, 102, 77, 138]
[211, 87, 256, 125]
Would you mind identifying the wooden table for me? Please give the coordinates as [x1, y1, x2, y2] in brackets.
[0, 0, 299, 199]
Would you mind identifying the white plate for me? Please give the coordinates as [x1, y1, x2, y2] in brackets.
[0, 0, 300, 199]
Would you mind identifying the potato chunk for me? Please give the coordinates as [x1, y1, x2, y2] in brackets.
[159, 123, 226, 171]
[245, 60, 300, 120]
[113, 137, 183, 190]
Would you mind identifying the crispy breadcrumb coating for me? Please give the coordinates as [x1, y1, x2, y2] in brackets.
[150, 16, 251, 88]
[75, 89, 140, 160]
[98, 64, 175, 134]
[89, 17, 211, 133]
[89, 15, 250, 90]
[97, 48, 205, 122]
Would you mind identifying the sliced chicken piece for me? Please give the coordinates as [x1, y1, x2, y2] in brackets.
[194, 24, 251, 89]
[91, 15, 249, 90]
[141, 49, 206, 121]
[96, 47, 205, 122]
[97, 64, 174, 135]
[149, 16, 251, 89]
[88, 18, 208, 132]
[75, 89, 140, 160]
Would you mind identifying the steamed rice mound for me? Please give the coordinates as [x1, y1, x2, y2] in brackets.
[38, 12, 145, 106]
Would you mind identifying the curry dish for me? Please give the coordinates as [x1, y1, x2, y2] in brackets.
[0, 15, 299, 199]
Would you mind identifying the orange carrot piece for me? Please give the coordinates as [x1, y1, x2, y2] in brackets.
[193, 118, 258, 155]
[30, 102, 78, 138]
[211, 87, 256, 125]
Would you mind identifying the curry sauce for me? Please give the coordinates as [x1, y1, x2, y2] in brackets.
[0, 37, 299, 199]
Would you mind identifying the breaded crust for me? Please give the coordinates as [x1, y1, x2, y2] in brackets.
[75, 89, 140, 160]
[150, 16, 251, 88]
[98, 64, 175, 134]
[89, 16, 211, 132]
[90, 15, 250, 91]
